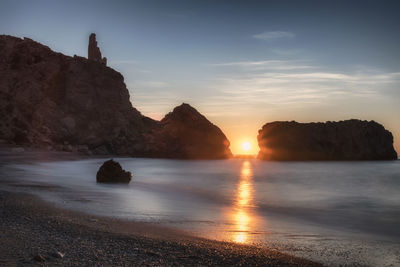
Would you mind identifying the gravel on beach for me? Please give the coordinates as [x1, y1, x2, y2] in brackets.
[0, 190, 323, 266]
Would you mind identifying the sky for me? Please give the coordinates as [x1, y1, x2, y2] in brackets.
[1, 0, 399, 155]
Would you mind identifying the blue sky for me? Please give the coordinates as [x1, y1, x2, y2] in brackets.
[1, 0, 399, 154]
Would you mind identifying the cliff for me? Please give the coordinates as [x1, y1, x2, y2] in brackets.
[257, 120, 397, 161]
[0, 35, 232, 159]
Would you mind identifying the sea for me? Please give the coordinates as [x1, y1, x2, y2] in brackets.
[1, 151, 399, 266]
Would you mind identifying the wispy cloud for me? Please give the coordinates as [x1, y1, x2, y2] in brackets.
[210, 60, 314, 71]
[131, 81, 169, 88]
[253, 31, 295, 42]
[200, 64, 400, 117]
[270, 48, 302, 56]
[108, 60, 139, 65]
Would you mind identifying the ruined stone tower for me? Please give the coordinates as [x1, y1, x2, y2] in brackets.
[88, 33, 107, 65]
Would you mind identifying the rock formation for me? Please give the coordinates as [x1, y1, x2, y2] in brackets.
[145, 103, 232, 159]
[88, 33, 107, 65]
[0, 35, 232, 159]
[257, 120, 398, 161]
[96, 159, 132, 183]
[0, 35, 154, 155]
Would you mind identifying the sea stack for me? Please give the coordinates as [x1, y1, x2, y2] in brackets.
[257, 120, 398, 161]
[145, 103, 233, 159]
[88, 33, 107, 65]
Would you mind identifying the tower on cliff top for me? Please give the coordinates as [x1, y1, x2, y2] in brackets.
[88, 33, 107, 65]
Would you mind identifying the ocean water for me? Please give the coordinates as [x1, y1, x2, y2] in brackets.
[1, 154, 400, 266]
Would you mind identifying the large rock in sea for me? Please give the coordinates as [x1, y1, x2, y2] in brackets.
[96, 159, 132, 183]
[257, 120, 397, 161]
[0, 35, 232, 159]
[144, 103, 232, 159]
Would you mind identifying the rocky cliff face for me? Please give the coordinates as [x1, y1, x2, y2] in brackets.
[0, 35, 232, 159]
[145, 103, 232, 159]
[257, 120, 397, 160]
[0, 35, 155, 155]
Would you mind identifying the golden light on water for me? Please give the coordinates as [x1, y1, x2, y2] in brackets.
[229, 160, 258, 243]
[233, 210, 249, 243]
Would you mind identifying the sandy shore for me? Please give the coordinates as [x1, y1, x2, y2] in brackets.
[0, 190, 322, 266]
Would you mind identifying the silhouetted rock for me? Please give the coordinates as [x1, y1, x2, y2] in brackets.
[145, 103, 232, 159]
[96, 159, 132, 183]
[0, 35, 232, 159]
[88, 33, 107, 65]
[257, 120, 397, 161]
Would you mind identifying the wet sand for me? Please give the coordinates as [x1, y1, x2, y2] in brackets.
[0, 190, 322, 266]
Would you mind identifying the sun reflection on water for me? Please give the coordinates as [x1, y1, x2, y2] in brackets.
[229, 160, 258, 243]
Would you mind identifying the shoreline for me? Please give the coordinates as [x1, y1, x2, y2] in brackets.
[2, 149, 398, 266]
[0, 190, 322, 266]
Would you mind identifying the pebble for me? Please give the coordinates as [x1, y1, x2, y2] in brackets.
[2, 191, 322, 267]
[33, 254, 46, 262]
[50, 251, 65, 259]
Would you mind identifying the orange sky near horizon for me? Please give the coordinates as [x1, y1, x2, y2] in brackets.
[216, 115, 400, 157]
[142, 104, 400, 156]
[143, 105, 400, 157]
[230, 124, 399, 157]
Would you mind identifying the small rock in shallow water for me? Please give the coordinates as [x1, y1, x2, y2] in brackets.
[96, 159, 132, 183]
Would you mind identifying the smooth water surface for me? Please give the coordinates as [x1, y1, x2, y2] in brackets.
[1, 155, 399, 266]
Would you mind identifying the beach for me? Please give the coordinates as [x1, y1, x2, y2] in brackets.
[0, 190, 320, 266]
[1, 148, 399, 266]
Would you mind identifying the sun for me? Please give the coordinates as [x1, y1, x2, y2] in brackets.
[241, 141, 252, 152]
